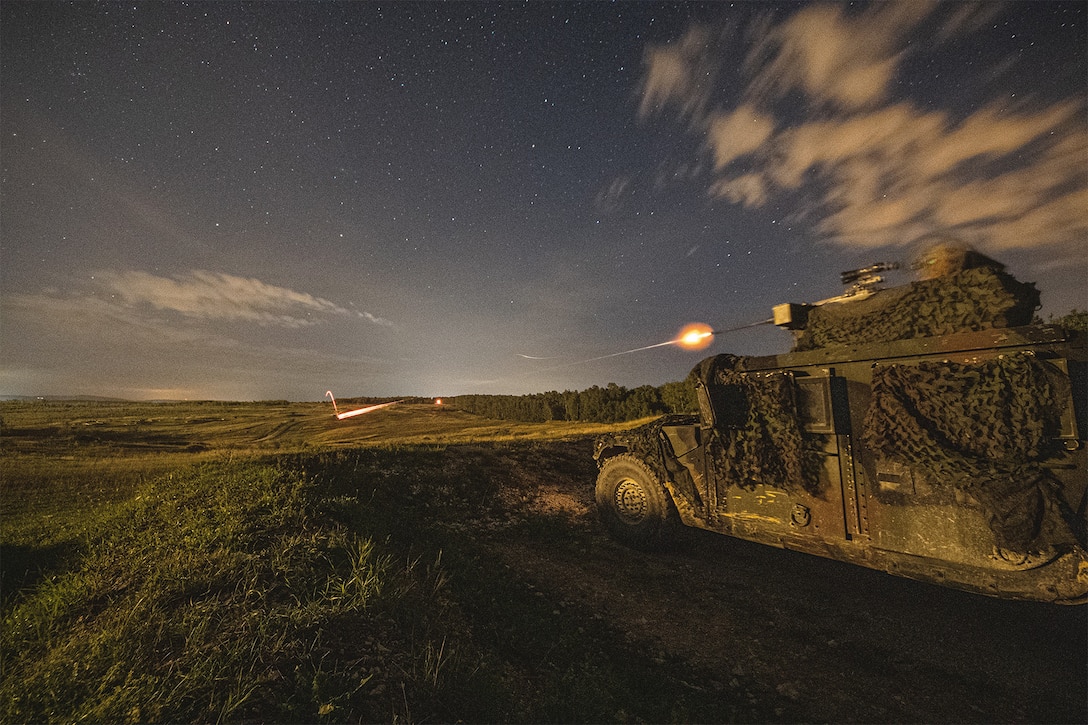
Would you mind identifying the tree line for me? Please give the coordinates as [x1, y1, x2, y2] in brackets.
[444, 379, 697, 424]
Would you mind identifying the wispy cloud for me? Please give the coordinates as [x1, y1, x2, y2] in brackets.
[639, 2, 1086, 252]
[93, 270, 394, 328]
[1, 288, 394, 399]
[595, 175, 633, 214]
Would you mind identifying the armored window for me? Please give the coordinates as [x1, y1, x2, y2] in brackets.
[795, 376, 835, 434]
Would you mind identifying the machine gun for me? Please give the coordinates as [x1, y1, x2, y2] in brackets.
[772, 261, 901, 330]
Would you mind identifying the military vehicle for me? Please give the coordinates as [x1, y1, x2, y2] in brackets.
[593, 246, 1087, 603]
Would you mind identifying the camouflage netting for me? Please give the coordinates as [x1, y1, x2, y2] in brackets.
[861, 353, 1075, 553]
[793, 267, 1040, 351]
[618, 417, 688, 479]
[699, 355, 823, 496]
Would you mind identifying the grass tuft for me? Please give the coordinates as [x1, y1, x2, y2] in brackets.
[1, 461, 455, 723]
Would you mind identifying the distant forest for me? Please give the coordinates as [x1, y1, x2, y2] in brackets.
[444, 378, 698, 424]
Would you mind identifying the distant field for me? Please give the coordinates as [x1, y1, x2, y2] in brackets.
[0, 399, 644, 580]
[1, 398, 635, 451]
[0, 398, 644, 524]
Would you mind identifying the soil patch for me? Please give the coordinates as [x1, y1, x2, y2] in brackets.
[465, 439, 1087, 723]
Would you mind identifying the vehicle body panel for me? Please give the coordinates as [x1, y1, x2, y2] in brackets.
[594, 325, 1087, 603]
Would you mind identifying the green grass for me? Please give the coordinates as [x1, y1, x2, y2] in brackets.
[1, 459, 468, 723]
[1, 400, 756, 723]
[0, 400, 641, 597]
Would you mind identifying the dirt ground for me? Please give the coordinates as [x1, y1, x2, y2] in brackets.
[472, 439, 1088, 724]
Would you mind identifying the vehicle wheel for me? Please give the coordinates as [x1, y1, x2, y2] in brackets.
[595, 454, 677, 549]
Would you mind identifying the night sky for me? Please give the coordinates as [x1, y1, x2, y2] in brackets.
[2, 1, 1085, 401]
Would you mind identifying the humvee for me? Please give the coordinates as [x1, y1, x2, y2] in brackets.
[593, 253, 1087, 603]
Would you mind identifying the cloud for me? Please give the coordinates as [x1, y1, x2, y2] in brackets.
[0, 289, 394, 399]
[707, 104, 775, 168]
[744, 2, 945, 111]
[93, 270, 394, 328]
[638, 26, 721, 121]
[638, 3, 1088, 253]
[709, 173, 768, 207]
[595, 175, 633, 214]
[357, 310, 395, 327]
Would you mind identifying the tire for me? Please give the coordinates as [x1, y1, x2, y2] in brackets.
[595, 454, 677, 549]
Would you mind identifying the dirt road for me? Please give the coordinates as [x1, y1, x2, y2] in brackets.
[464, 439, 1087, 723]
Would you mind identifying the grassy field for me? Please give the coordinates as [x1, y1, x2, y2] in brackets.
[1, 399, 681, 723]
[1, 399, 635, 565]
